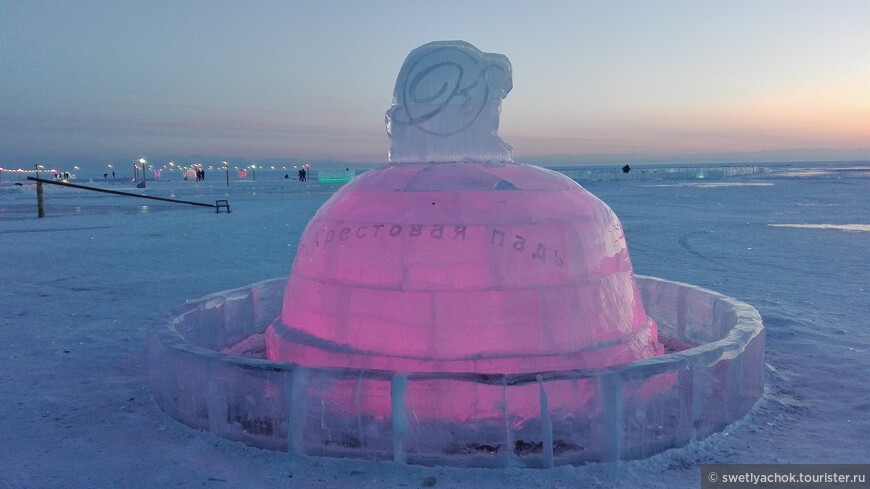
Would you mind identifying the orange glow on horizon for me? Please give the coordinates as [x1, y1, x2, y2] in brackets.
[503, 75, 869, 158]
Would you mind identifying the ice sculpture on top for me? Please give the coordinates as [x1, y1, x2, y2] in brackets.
[266, 41, 662, 387]
[386, 41, 513, 163]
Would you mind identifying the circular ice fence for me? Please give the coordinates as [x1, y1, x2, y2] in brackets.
[147, 275, 764, 468]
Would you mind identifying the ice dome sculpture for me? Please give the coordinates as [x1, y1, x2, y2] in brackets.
[150, 41, 764, 466]
[265, 41, 662, 379]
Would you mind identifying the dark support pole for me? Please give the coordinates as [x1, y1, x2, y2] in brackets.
[36, 180, 45, 218]
[27, 177, 221, 210]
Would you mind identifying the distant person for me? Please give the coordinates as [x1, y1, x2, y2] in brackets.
[104, 173, 108, 180]
[112, 171, 115, 180]
[284, 174, 289, 179]
[298, 169, 304, 181]
[622, 164, 631, 174]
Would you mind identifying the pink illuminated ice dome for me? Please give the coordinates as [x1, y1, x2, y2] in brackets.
[265, 41, 661, 377]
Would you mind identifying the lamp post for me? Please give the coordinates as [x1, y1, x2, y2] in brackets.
[138, 159, 147, 188]
[223, 161, 229, 186]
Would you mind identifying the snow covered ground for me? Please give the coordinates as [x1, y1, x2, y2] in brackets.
[1, 163, 867, 488]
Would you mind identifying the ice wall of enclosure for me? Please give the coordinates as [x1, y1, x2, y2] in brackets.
[148, 276, 765, 468]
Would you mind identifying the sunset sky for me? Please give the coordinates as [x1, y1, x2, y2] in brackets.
[1, 1, 868, 169]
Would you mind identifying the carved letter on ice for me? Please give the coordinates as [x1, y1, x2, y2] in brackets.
[386, 40, 513, 163]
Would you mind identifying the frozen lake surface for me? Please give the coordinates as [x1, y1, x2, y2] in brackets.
[1, 163, 867, 488]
